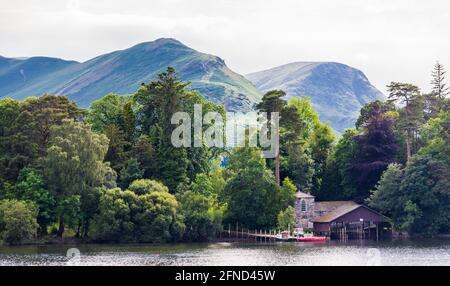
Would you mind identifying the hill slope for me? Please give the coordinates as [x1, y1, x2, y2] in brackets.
[0, 39, 262, 111]
[246, 62, 385, 133]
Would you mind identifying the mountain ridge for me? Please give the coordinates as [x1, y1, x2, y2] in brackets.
[246, 61, 385, 133]
[1, 39, 385, 132]
[0, 38, 262, 112]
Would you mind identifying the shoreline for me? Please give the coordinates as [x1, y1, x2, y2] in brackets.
[2, 235, 450, 248]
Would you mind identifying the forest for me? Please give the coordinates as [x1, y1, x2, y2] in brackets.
[0, 64, 449, 245]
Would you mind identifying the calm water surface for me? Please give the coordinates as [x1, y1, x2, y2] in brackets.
[1, 239, 450, 266]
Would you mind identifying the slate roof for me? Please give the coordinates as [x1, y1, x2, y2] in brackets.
[312, 205, 361, 223]
[314, 201, 357, 212]
[312, 204, 384, 223]
[295, 191, 314, 199]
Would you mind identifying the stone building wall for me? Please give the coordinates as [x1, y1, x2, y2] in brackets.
[294, 196, 315, 229]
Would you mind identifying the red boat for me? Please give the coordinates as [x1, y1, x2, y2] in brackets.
[297, 236, 327, 242]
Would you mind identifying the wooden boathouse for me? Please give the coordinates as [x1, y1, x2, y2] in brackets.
[312, 204, 389, 240]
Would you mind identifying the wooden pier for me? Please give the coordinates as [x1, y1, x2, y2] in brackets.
[216, 226, 291, 243]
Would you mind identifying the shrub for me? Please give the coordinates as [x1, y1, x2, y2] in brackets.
[0, 200, 38, 245]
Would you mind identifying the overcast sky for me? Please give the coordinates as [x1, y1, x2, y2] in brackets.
[1, 0, 450, 93]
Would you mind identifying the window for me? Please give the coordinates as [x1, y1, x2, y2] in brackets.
[301, 200, 307, 212]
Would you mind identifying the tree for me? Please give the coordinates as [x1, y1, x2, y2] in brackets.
[134, 188, 184, 242]
[89, 188, 135, 242]
[347, 101, 399, 202]
[88, 94, 132, 133]
[134, 68, 224, 191]
[179, 191, 223, 241]
[367, 163, 404, 221]
[223, 147, 287, 229]
[135, 68, 189, 191]
[369, 155, 450, 236]
[127, 179, 169, 195]
[419, 109, 450, 164]
[431, 62, 449, 98]
[103, 124, 129, 173]
[0, 199, 38, 245]
[130, 135, 156, 178]
[309, 122, 335, 195]
[319, 129, 359, 200]
[14, 168, 56, 235]
[122, 101, 136, 141]
[44, 120, 115, 237]
[277, 206, 295, 231]
[284, 143, 315, 192]
[15, 95, 82, 158]
[425, 62, 449, 119]
[90, 182, 184, 243]
[279, 97, 330, 192]
[387, 82, 423, 161]
[190, 173, 216, 197]
[257, 90, 287, 185]
[281, 97, 319, 143]
[0, 98, 21, 183]
[119, 158, 144, 189]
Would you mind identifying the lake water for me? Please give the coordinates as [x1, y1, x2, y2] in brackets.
[1, 239, 450, 266]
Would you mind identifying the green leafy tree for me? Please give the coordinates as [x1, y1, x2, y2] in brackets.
[419, 109, 449, 164]
[14, 168, 56, 235]
[367, 163, 404, 221]
[44, 120, 115, 237]
[387, 83, 423, 161]
[319, 129, 359, 200]
[369, 155, 450, 236]
[90, 181, 184, 243]
[135, 68, 189, 191]
[88, 94, 132, 133]
[309, 122, 335, 195]
[277, 206, 295, 231]
[223, 147, 285, 229]
[103, 124, 130, 173]
[180, 191, 223, 241]
[130, 135, 156, 179]
[119, 158, 144, 189]
[427, 62, 449, 117]
[15, 95, 82, 158]
[284, 143, 315, 192]
[278, 97, 332, 193]
[89, 188, 135, 242]
[127, 179, 169, 195]
[134, 67, 224, 191]
[0, 98, 21, 183]
[190, 173, 218, 198]
[257, 90, 287, 185]
[0, 199, 38, 245]
[1, 96, 81, 183]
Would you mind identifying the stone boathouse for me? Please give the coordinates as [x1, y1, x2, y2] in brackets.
[294, 191, 389, 239]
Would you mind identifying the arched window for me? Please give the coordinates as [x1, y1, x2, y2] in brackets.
[301, 200, 307, 212]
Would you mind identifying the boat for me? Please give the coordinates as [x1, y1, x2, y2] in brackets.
[275, 231, 297, 242]
[297, 236, 327, 242]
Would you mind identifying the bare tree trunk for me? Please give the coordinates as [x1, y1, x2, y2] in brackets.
[57, 216, 65, 238]
[276, 153, 280, 185]
[275, 136, 280, 185]
[406, 129, 413, 162]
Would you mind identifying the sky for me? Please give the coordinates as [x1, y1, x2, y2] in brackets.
[1, 0, 450, 94]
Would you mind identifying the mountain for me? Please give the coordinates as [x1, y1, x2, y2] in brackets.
[0, 38, 262, 111]
[1, 41, 385, 132]
[246, 62, 385, 133]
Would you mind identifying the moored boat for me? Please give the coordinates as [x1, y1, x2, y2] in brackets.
[297, 236, 327, 242]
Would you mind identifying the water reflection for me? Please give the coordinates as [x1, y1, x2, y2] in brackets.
[1, 239, 450, 266]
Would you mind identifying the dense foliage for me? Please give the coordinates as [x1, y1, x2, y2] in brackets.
[0, 63, 449, 244]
